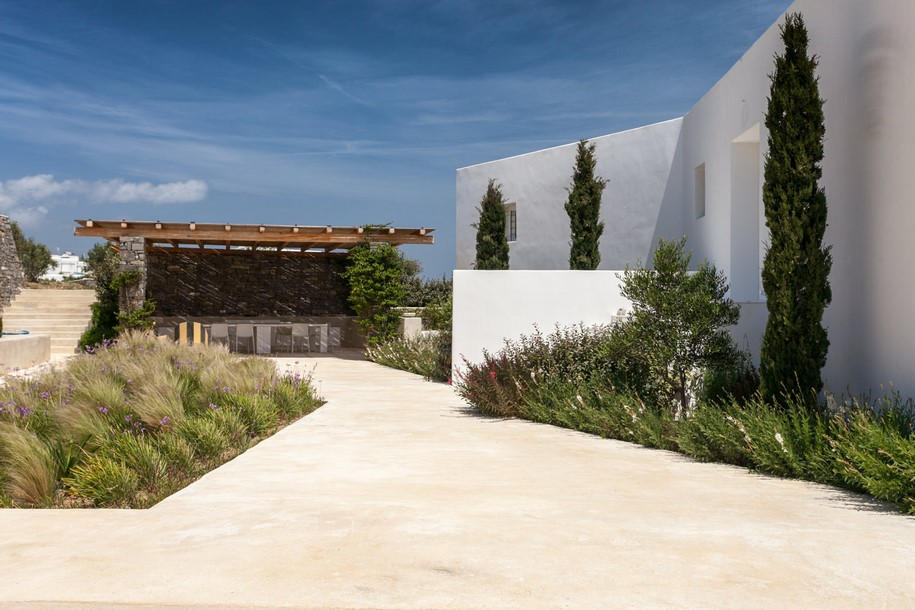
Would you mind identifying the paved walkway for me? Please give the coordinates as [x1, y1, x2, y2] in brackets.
[1, 354, 913, 608]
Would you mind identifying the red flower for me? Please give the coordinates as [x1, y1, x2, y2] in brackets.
[490, 370, 496, 380]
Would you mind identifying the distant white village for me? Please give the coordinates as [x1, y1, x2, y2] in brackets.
[40, 251, 87, 281]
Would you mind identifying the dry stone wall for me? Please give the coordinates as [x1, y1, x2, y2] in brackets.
[0, 216, 23, 309]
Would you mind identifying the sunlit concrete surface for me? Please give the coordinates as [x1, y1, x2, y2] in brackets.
[1, 353, 913, 608]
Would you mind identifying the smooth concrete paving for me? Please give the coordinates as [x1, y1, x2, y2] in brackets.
[1, 354, 913, 608]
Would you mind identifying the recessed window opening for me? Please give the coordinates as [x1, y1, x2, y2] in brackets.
[694, 163, 706, 219]
[504, 202, 517, 242]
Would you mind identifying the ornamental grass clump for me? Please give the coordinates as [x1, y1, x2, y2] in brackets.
[0, 331, 322, 508]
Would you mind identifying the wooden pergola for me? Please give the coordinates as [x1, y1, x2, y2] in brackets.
[74, 219, 435, 255]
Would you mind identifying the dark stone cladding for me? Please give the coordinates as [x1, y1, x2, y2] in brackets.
[146, 250, 354, 317]
[0, 216, 23, 309]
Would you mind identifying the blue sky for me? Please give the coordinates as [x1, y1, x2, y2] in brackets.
[0, 0, 790, 277]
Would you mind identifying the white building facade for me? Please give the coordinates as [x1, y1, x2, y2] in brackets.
[454, 0, 915, 396]
[40, 252, 87, 281]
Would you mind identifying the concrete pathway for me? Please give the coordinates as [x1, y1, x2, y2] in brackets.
[1, 354, 913, 608]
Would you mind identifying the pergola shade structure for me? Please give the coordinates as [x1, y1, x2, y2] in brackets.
[74, 219, 435, 348]
[74, 219, 434, 255]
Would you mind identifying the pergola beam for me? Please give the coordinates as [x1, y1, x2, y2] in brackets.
[74, 219, 435, 249]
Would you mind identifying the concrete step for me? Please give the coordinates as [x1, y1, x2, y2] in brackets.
[6, 296, 94, 301]
[9, 301, 95, 307]
[5, 318, 90, 324]
[3, 304, 92, 315]
[3, 289, 97, 358]
[3, 315, 92, 326]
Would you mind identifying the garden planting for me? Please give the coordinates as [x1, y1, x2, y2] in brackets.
[0, 332, 322, 508]
[456, 242, 915, 515]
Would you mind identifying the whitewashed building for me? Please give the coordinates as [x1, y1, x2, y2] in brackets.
[453, 0, 915, 396]
[40, 252, 87, 281]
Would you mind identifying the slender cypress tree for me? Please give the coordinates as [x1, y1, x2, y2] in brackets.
[759, 13, 832, 407]
[565, 139, 606, 270]
[474, 179, 510, 270]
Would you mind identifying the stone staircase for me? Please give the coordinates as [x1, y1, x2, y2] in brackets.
[2, 288, 96, 357]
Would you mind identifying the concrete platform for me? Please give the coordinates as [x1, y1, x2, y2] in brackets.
[0, 333, 50, 371]
[0, 355, 913, 608]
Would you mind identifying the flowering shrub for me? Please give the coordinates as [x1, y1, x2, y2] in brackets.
[0, 332, 322, 508]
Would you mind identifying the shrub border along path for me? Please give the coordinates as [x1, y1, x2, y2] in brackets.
[0, 354, 913, 607]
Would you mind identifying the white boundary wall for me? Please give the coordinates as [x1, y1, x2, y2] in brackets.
[452, 271, 768, 380]
[452, 270, 628, 377]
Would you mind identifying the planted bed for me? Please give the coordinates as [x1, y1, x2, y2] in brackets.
[0, 332, 322, 508]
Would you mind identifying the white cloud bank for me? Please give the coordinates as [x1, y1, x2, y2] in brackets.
[0, 174, 208, 226]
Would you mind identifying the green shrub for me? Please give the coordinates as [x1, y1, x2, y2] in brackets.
[99, 433, 168, 490]
[208, 409, 249, 448]
[65, 455, 139, 507]
[79, 243, 119, 349]
[401, 274, 451, 308]
[422, 294, 452, 332]
[222, 394, 279, 437]
[701, 350, 760, 406]
[678, 401, 751, 466]
[832, 400, 915, 512]
[156, 433, 196, 472]
[621, 237, 740, 414]
[343, 242, 406, 344]
[366, 333, 451, 382]
[176, 418, 228, 461]
[268, 375, 322, 419]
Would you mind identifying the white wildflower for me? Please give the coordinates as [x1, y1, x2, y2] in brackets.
[774, 431, 788, 454]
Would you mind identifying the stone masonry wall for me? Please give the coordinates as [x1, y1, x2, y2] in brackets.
[117, 236, 147, 314]
[0, 216, 24, 309]
[146, 250, 353, 317]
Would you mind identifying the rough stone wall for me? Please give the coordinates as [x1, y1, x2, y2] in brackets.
[146, 250, 353, 317]
[117, 236, 147, 313]
[0, 216, 24, 309]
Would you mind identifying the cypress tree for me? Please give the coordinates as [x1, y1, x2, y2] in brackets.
[565, 139, 606, 270]
[474, 179, 509, 270]
[759, 13, 832, 407]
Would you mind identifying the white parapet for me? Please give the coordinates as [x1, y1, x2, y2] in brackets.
[0, 334, 51, 372]
[452, 270, 630, 379]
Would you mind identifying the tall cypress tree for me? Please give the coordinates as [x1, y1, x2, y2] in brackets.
[565, 139, 606, 270]
[474, 179, 510, 270]
[759, 13, 832, 407]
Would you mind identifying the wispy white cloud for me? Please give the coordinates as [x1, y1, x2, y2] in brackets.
[0, 174, 207, 226]
[318, 74, 374, 107]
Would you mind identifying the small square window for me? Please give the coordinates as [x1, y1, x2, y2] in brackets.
[694, 163, 706, 219]
[504, 203, 517, 242]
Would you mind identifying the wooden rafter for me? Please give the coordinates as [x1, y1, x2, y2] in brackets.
[145, 246, 348, 258]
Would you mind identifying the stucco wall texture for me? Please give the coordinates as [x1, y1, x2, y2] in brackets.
[454, 0, 915, 396]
